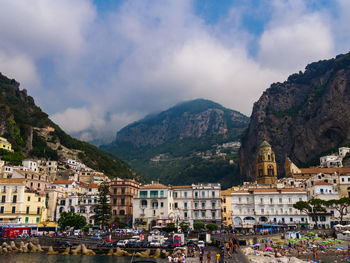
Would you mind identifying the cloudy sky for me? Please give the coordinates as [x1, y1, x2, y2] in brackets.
[0, 0, 349, 143]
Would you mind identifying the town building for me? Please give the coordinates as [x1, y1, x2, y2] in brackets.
[231, 188, 308, 231]
[221, 189, 233, 227]
[133, 183, 171, 230]
[338, 174, 350, 197]
[110, 178, 139, 226]
[0, 137, 12, 151]
[0, 178, 47, 225]
[320, 155, 342, 168]
[339, 147, 350, 158]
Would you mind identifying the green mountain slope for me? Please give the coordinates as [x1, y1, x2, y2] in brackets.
[0, 72, 133, 179]
[103, 99, 249, 188]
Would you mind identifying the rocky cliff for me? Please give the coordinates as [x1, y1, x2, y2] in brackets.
[240, 52, 350, 180]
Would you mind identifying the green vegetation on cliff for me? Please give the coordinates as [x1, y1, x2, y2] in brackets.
[0, 72, 132, 179]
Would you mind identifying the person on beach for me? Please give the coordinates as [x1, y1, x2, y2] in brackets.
[206, 251, 211, 263]
[215, 252, 220, 263]
[168, 255, 172, 263]
[199, 252, 203, 263]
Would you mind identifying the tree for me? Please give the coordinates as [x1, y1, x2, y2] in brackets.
[193, 221, 205, 231]
[58, 212, 86, 230]
[293, 199, 327, 229]
[179, 222, 190, 232]
[162, 223, 177, 233]
[93, 181, 111, 228]
[325, 197, 350, 224]
[206, 223, 219, 231]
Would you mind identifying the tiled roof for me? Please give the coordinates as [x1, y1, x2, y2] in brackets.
[141, 183, 168, 189]
[298, 167, 350, 174]
[53, 180, 74, 185]
[88, 183, 99, 188]
[314, 181, 332, 186]
[0, 178, 26, 184]
[14, 169, 41, 176]
[171, 185, 192, 189]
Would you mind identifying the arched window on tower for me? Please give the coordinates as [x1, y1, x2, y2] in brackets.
[268, 165, 274, 177]
[258, 168, 263, 177]
[268, 154, 271, 161]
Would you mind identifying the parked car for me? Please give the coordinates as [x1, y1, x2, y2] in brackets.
[197, 241, 205, 248]
[117, 240, 128, 247]
[149, 241, 161, 247]
[127, 240, 138, 248]
[139, 241, 150, 248]
[90, 236, 102, 241]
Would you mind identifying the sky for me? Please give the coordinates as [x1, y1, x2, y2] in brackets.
[0, 0, 349, 143]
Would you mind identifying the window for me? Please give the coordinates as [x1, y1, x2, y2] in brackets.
[342, 178, 345, 182]
[13, 195, 17, 203]
[113, 210, 117, 215]
[122, 188, 125, 194]
[184, 192, 187, 198]
[290, 218, 293, 222]
[212, 191, 215, 197]
[27, 196, 30, 202]
[195, 211, 199, 218]
[260, 198, 263, 203]
[161, 202, 164, 208]
[201, 211, 205, 218]
[288, 197, 291, 203]
[184, 212, 188, 218]
[152, 202, 158, 208]
[289, 208, 292, 213]
[301, 217, 304, 222]
[212, 202, 215, 208]
[270, 208, 274, 213]
[113, 188, 117, 194]
[0, 206, 4, 214]
[37, 207, 40, 215]
[36, 217, 39, 223]
[12, 206, 16, 213]
[212, 211, 216, 219]
[150, 191, 158, 198]
[38, 197, 41, 202]
[201, 202, 205, 209]
[270, 198, 273, 204]
[184, 202, 187, 209]
[201, 191, 205, 198]
[120, 210, 125, 215]
[25, 217, 29, 223]
[195, 192, 198, 198]
[174, 192, 178, 198]
[26, 207, 29, 214]
[279, 198, 282, 203]
[113, 198, 117, 205]
[261, 208, 264, 214]
[121, 198, 125, 205]
[140, 191, 147, 197]
[238, 197, 241, 203]
[175, 203, 178, 209]
[195, 202, 198, 209]
[160, 190, 164, 197]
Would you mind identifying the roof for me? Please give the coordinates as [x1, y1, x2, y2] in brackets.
[53, 180, 74, 185]
[232, 188, 306, 194]
[14, 169, 41, 176]
[88, 183, 99, 189]
[171, 185, 192, 189]
[314, 181, 332, 186]
[260, 140, 271, 147]
[140, 183, 168, 189]
[297, 167, 350, 175]
[0, 178, 26, 184]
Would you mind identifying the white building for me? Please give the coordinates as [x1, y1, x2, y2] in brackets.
[22, 160, 39, 172]
[320, 155, 342, 168]
[231, 188, 308, 231]
[339, 147, 350, 158]
[133, 183, 171, 230]
[171, 183, 222, 228]
[55, 183, 99, 225]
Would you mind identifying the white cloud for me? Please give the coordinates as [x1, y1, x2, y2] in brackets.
[0, 0, 349, 143]
[258, 0, 334, 72]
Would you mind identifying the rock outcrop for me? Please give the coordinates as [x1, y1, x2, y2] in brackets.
[240, 52, 350, 180]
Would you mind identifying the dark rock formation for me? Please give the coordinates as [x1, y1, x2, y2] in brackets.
[240, 52, 350, 180]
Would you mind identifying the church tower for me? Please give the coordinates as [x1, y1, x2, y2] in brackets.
[256, 140, 278, 185]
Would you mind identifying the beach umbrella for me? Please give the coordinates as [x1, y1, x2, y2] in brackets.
[253, 243, 260, 246]
[265, 247, 273, 251]
[288, 239, 297, 242]
[343, 230, 350, 234]
[301, 236, 308, 240]
[313, 237, 321, 240]
[336, 240, 344, 243]
[276, 240, 285, 244]
[308, 232, 315, 235]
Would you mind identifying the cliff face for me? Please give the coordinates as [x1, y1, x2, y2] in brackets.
[240, 53, 350, 180]
[115, 99, 248, 147]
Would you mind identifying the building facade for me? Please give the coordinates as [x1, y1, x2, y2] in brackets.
[110, 178, 139, 226]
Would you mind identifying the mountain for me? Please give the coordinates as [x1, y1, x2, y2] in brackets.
[240, 52, 350, 180]
[103, 99, 249, 188]
[0, 72, 133, 179]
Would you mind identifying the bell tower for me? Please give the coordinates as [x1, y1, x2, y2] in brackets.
[256, 140, 277, 185]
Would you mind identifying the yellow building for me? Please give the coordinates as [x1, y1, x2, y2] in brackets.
[256, 141, 278, 185]
[0, 178, 47, 225]
[0, 137, 12, 151]
[221, 189, 233, 227]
